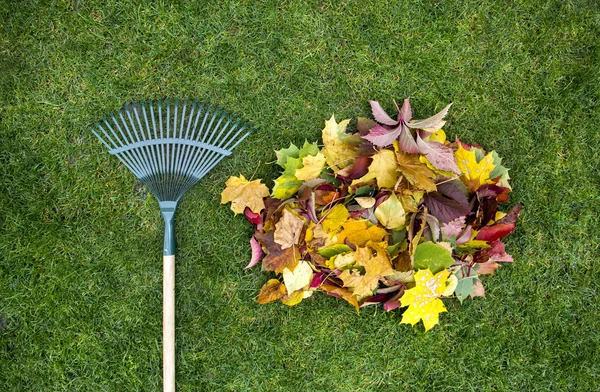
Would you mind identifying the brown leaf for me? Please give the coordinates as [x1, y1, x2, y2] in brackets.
[395, 150, 437, 192]
[320, 282, 360, 312]
[274, 209, 305, 249]
[254, 232, 300, 274]
[256, 279, 286, 304]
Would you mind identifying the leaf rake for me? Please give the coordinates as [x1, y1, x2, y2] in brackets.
[90, 100, 254, 391]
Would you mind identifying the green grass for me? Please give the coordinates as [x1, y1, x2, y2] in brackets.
[1, 0, 599, 390]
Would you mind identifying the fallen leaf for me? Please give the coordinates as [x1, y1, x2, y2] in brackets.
[257, 279, 286, 304]
[321, 204, 349, 233]
[374, 193, 406, 229]
[395, 149, 437, 192]
[320, 283, 360, 312]
[352, 149, 399, 189]
[455, 144, 495, 191]
[255, 231, 300, 274]
[245, 236, 263, 269]
[413, 242, 455, 274]
[337, 219, 388, 247]
[400, 268, 450, 331]
[322, 115, 358, 171]
[295, 152, 326, 180]
[416, 132, 461, 174]
[221, 175, 269, 214]
[282, 260, 314, 295]
[274, 209, 305, 249]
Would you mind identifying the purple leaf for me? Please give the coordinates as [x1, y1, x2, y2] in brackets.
[245, 236, 262, 269]
[383, 290, 404, 311]
[456, 226, 472, 245]
[400, 97, 412, 122]
[369, 100, 398, 126]
[356, 117, 378, 135]
[423, 181, 470, 223]
[496, 204, 523, 225]
[397, 124, 420, 153]
[475, 223, 515, 242]
[310, 272, 328, 288]
[416, 132, 461, 174]
[406, 102, 452, 130]
[362, 124, 403, 147]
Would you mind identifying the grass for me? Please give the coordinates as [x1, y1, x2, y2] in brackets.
[1, 0, 599, 390]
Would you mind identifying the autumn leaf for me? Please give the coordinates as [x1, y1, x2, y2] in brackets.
[374, 193, 406, 229]
[257, 279, 287, 304]
[221, 175, 269, 215]
[254, 231, 300, 274]
[320, 283, 360, 312]
[394, 148, 437, 192]
[339, 244, 394, 299]
[245, 236, 262, 269]
[413, 242, 455, 274]
[295, 152, 326, 180]
[455, 144, 496, 192]
[321, 204, 349, 233]
[337, 219, 388, 247]
[322, 115, 358, 171]
[351, 149, 398, 189]
[274, 208, 305, 249]
[282, 259, 314, 295]
[400, 269, 450, 331]
[416, 132, 460, 174]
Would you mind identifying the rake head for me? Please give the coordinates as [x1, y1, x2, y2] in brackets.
[90, 99, 254, 255]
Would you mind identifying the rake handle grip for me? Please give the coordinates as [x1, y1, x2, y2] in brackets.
[163, 255, 175, 392]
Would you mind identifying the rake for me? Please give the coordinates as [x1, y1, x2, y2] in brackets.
[90, 100, 254, 391]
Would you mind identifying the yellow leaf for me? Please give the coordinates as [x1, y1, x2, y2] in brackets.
[295, 152, 326, 181]
[400, 269, 451, 331]
[274, 208, 305, 249]
[282, 260, 314, 295]
[256, 279, 286, 304]
[426, 129, 447, 144]
[394, 149, 437, 192]
[321, 204, 349, 233]
[281, 290, 305, 306]
[352, 149, 399, 189]
[221, 175, 269, 215]
[339, 244, 394, 299]
[455, 144, 495, 190]
[322, 115, 357, 171]
[337, 219, 388, 247]
[374, 193, 406, 229]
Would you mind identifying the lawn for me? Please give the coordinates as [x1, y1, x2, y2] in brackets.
[1, 0, 599, 390]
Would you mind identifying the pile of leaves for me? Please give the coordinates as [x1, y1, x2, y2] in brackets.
[221, 97, 522, 331]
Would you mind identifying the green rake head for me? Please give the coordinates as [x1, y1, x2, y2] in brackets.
[90, 100, 255, 255]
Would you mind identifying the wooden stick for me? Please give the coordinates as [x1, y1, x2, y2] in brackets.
[163, 255, 175, 392]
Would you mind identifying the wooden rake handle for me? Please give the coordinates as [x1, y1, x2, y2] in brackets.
[163, 255, 175, 392]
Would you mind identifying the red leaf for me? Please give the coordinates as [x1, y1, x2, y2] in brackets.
[362, 124, 403, 147]
[475, 223, 515, 242]
[369, 100, 399, 126]
[244, 207, 263, 225]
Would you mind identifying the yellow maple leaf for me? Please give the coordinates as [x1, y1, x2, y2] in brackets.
[337, 219, 388, 247]
[400, 269, 451, 331]
[221, 175, 269, 215]
[394, 149, 437, 192]
[455, 144, 496, 189]
[295, 152, 326, 181]
[322, 115, 357, 171]
[339, 243, 394, 299]
[352, 149, 399, 189]
[274, 208, 305, 249]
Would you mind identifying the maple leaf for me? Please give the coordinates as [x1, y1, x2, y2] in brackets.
[282, 259, 314, 295]
[275, 143, 300, 167]
[254, 231, 300, 274]
[257, 279, 287, 304]
[400, 269, 450, 331]
[221, 175, 270, 215]
[274, 208, 305, 249]
[339, 244, 394, 299]
[455, 144, 496, 191]
[336, 219, 388, 247]
[295, 152, 326, 181]
[322, 115, 359, 171]
[352, 149, 399, 189]
[374, 193, 406, 229]
[394, 148, 437, 192]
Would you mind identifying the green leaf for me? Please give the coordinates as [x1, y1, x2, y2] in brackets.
[272, 175, 302, 199]
[275, 143, 300, 168]
[354, 185, 375, 197]
[413, 242, 455, 274]
[374, 193, 406, 229]
[489, 151, 509, 180]
[316, 244, 352, 258]
[298, 140, 319, 158]
[454, 266, 479, 303]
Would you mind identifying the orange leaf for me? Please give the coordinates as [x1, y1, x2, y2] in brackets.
[256, 279, 286, 304]
[255, 232, 300, 274]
